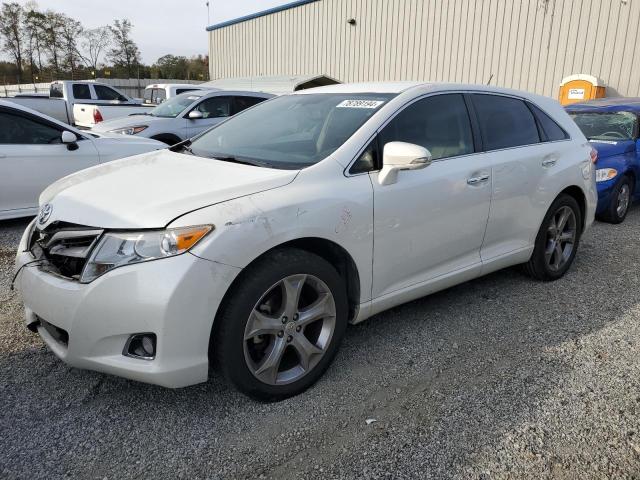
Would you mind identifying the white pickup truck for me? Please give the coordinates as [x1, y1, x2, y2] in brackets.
[5, 80, 152, 128]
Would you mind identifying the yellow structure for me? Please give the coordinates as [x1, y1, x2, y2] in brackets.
[559, 74, 606, 106]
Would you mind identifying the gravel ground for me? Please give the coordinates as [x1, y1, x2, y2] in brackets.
[1, 212, 640, 479]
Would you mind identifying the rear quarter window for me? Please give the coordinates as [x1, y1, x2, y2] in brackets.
[529, 103, 569, 141]
[472, 94, 540, 151]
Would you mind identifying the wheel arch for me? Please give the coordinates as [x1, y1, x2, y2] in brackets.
[150, 133, 182, 146]
[209, 237, 362, 355]
[559, 185, 587, 233]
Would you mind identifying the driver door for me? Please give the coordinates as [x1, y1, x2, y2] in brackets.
[185, 96, 233, 137]
[0, 107, 99, 217]
[369, 93, 492, 298]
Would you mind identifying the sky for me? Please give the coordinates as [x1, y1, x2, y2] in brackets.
[11, 0, 292, 64]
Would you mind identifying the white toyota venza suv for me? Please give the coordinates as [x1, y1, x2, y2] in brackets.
[15, 83, 597, 401]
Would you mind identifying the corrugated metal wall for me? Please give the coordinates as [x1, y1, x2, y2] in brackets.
[209, 0, 640, 98]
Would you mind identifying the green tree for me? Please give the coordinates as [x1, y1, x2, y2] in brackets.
[0, 2, 24, 83]
[153, 54, 188, 78]
[107, 19, 140, 77]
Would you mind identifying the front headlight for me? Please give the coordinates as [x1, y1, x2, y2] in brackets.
[80, 225, 213, 283]
[109, 125, 148, 135]
[595, 168, 618, 182]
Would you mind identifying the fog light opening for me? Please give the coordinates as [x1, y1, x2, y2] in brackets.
[124, 333, 156, 360]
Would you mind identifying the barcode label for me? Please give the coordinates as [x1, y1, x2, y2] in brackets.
[336, 100, 385, 109]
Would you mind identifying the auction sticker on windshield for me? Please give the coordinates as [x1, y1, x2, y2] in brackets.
[337, 99, 385, 109]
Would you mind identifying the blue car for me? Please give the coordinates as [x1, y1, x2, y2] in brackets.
[567, 98, 640, 223]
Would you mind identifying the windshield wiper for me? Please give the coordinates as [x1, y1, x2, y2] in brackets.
[208, 155, 270, 168]
[170, 138, 193, 154]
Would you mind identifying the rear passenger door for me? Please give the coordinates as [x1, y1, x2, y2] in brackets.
[369, 93, 493, 298]
[471, 93, 567, 262]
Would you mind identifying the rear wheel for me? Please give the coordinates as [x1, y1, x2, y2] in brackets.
[213, 248, 348, 401]
[524, 194, 582, 281]
[599, 175, 633, 224]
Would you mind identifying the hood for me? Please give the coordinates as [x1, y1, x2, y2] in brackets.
[589, 139, 636, 159]
[39, 150, 299, 229]
[91, 114, 170, 133]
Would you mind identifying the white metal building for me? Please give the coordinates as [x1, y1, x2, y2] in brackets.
[207, 0, 640, 98]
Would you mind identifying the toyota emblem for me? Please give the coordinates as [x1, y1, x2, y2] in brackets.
[38, 203, 53, 225]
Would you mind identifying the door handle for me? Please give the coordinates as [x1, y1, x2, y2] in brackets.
[0, 153, 6, 158]
[467, 174, 490, 185]
[542, 156, 557, 167]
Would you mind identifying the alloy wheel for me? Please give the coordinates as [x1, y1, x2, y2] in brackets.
[243, 274, 337, 385]
[545, 206, 577, 272]
[616, 183, 631, 218]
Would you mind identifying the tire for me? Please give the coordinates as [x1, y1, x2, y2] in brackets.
[598, 175, 633, 224]
[524, 193, 582, 281]
[212, 248, 348, 402]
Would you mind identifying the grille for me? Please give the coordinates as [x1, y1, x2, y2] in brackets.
[30, 222, 103, 280]
[39, 318, 69, 346]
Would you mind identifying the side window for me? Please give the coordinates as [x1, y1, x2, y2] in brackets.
[0, 111, 61, 144]
[379, 93, 474, 160]
[94, 85, 128, 102]
[350, 137, 379, 174]
[72, 84, 91, 100]
[195, 96, 232, 119]
[529, 103, 569, 141]
[50, 83, 64, 98]
[472, 94, 540, 150]
[154, 89, 167, 104]
[176, 88, 196, 95]
[233, 96, 267, 114]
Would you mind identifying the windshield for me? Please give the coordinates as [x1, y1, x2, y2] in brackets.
[570, 111, 638, 141]
[188, 93, 395, 169]
[150, 93, 201, 118]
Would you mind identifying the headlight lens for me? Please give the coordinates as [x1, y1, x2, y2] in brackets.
[110, 125, 148, 135]
[595, 168, 617, 182]
[80, 225, 213, 283]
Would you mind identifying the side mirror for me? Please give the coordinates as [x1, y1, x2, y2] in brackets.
[378, 141, 432, 185]
[61, 131, 77, 143]
[188, 110, 204, 120]
[61, 131, 79, 151]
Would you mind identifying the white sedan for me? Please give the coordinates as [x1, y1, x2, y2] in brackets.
[15, 82, 597, 400]
[91, 90, 273, 145]
[0, 101, 164, 220]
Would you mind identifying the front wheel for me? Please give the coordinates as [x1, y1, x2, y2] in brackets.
[524, 194, 582, 281]
[212, 248, 348, 401]
[599, 175, 633, 224]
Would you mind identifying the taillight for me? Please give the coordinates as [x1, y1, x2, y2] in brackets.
[93, 108, 104, 124]
[590, 147, 598, 164]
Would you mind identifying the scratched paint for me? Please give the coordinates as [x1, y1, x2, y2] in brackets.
[335, 207, 352, 234]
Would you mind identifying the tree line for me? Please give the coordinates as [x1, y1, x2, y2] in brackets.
[0, 1, 208, 84]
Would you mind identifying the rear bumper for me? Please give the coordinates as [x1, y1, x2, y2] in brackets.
[15, 247, 241, 388]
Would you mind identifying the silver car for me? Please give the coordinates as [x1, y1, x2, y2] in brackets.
[92, 90, 274, 145]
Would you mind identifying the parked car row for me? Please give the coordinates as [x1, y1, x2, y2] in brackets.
[4, 80, 223, 129]
[11, 81, 600, 402]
